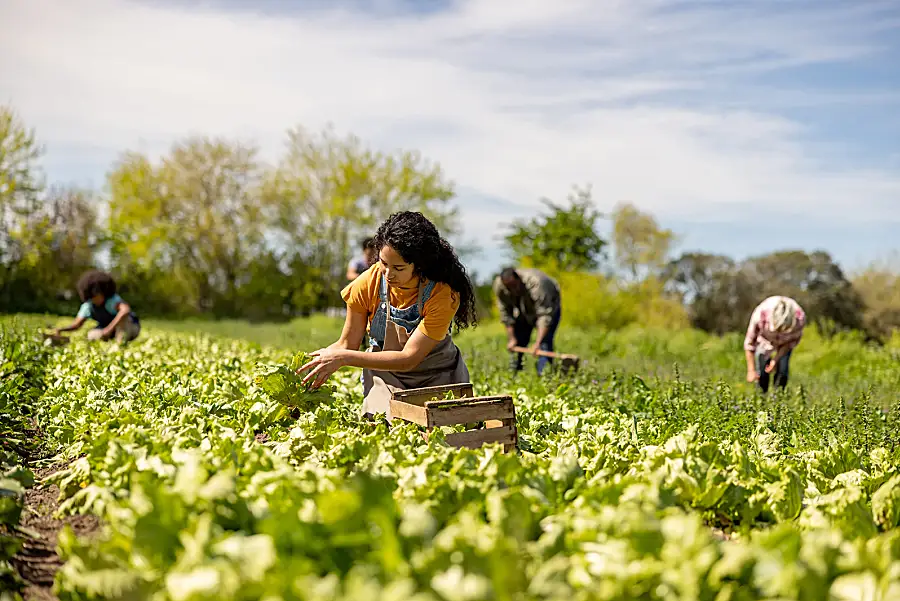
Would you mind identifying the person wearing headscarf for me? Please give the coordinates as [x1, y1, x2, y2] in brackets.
[743, 295, 805, 392]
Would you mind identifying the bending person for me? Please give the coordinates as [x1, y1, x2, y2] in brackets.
[492, 267, 561, 375]
[301, 211, 477, 420]
[744, 295, 805, 393]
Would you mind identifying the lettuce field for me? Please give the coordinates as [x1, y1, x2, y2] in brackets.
[3, 314, 900, 601]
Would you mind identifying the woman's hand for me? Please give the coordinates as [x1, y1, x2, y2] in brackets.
[298, 348, 348, 389]
[765, 348, 783, 374]
[746, 368, 758, 382]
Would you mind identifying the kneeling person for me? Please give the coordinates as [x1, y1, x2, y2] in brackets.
[54, 270, 141, 344]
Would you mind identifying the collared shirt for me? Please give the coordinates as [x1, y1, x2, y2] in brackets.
[744, 295, 806, 355]
[492, 268, 560, 329]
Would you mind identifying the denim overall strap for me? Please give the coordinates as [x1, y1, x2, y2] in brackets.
[370, 273, 429, 349]
[380, 270, 391, 342]
[418, 280, 436, 314]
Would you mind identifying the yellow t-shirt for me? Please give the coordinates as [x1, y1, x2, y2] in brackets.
[340, 265, 460, 341]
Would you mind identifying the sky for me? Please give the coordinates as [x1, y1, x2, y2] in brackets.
[2, 0, 899, 279]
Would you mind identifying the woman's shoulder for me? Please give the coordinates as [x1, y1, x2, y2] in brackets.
[424, 281, 459, 307]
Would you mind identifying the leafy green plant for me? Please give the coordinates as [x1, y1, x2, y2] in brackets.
[254, 352, 335, 410]
[3, 314, 900, 600]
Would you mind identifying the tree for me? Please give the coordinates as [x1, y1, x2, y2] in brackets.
[263, 124, 457, 309]
[14, 186, 99, 303]
[663, 252, 754, 333]
[107, 137, 267, 316]
[665, 249, 867, 336]
[0, 105, 45, 300]
[503, 185, 606, 272]
[741, 250, 865, 334]
[852, 253, 900, 340]
[610, 202, 676, 281]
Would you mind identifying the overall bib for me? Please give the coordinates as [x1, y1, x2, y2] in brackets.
[361, 273, 470, 421]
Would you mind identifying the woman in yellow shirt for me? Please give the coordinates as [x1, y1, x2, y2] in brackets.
[300, 211, 478, 420]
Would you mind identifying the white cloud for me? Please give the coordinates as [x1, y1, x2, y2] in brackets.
[1, 0, 898, 267]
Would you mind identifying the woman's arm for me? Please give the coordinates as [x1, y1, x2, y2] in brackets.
[55, 317, 87, 334]
[300, 329, 441, 389]
[764, 347, 785, 373]
[327, 309, 368, 351]
[346, 331, 440, 372]
[744, 348, 757, 381]
[743, 307, 761, 380]
[101, 301, 132, 337]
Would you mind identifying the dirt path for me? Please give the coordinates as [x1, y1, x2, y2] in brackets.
[12, 460, 101, 600]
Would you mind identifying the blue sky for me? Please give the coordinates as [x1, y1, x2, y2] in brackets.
[2, 0, 899, 279]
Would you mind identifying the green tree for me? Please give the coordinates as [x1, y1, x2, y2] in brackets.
[664, 252, 754, 333]
[503, 185, 606, 272]
[14, 186, 99, 306]
[263, 124, 457, 307]
[107, 137, 267, 316]
[852, 253, 900, 340]
[741, 250, 865, 335]
[0, 105, 45, 302]
[665, 250, 867, 336]
[611, 202, 676, 281]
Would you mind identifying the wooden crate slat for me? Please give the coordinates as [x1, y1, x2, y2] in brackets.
[426, 397, 515, 428]
[501, 417, 518, 451]
[423, 395, 511, 408]
[389, 400, 428, 427]
[444, 426, 516, 449]
[390, 383, 473, 399]
[391, 383, 474, 406]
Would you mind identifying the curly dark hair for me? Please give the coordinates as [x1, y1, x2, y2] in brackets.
[77, 270, 117, 302]
[499, 267, 520, 282]
[374, 211, 477, 331]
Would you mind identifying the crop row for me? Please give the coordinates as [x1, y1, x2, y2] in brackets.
[2, 319, 900, 600]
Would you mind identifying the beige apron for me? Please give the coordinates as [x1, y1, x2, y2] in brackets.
[360, 278, 469, 421]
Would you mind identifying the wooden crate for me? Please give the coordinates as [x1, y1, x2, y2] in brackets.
[559, 355, 580, 375]
[390, 384, 518, 453]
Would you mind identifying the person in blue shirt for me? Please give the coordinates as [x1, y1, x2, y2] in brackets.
[53, 270, 141, 343]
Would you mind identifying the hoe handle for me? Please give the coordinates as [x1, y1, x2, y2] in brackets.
[510, 346, 578, 361]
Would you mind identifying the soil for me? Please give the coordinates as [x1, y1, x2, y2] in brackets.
[11, 458, 101, 600]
